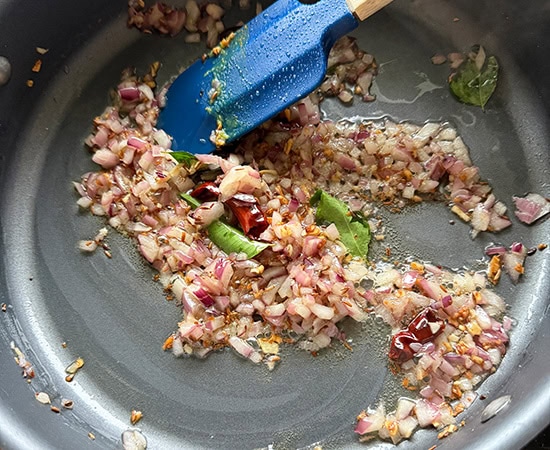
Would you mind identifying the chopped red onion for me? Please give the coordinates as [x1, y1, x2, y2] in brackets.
[228, 336, 262, 363]
[119, 86, 141, 101]
[485, 245, 506, 256]
[513, 193, 550, 224]
[77, 63, 516, 447]
[443, 352, 466, 365]
[193, 286, 214, 308]
[502, 243, 527, 283]
[92, 149, 120, 169]
[414, 399, 441, 428]
[354, 404, 386, 435]
[92, 127, 109, 147]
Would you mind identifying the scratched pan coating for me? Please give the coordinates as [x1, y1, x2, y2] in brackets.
[0, 1, 549, 449]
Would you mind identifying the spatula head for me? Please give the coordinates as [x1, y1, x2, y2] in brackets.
[158, 0, 358, 153]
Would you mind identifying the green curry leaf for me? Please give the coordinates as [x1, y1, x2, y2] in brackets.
[180, 192, 201, 208]
[449, 47, 499, 109]
[207, 221, 270, 259]
[169, 151, 198, 168]
[310, 190, 371, 258]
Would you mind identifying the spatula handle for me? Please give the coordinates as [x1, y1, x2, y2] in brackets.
[346, 0, 393, 21]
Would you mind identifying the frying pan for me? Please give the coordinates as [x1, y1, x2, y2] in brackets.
[0, 0, 549, 449]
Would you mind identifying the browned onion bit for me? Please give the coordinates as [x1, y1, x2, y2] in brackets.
[61, 398, 74, 409]
[31, 59, 42, 73]
[130, 409, 144, 425]
[65, 357, 85, 374]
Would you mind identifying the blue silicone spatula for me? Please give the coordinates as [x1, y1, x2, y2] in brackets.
[158, 0, 392, 153]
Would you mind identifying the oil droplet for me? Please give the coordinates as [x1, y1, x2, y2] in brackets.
[373, 72, 443, 105]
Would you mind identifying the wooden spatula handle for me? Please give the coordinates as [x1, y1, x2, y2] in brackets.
[346, 0, 393, 21]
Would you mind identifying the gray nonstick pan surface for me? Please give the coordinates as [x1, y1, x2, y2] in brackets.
[0, 0, 549, 449]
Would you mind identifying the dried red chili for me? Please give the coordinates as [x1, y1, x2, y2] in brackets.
[389, 308, 445, 363]
[225, 193, 268, 239]
[190, 182, 268, 239]
[190, 181, 220, 202]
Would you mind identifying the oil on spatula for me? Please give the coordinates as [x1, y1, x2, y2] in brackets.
[158, 0, 393, 153]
